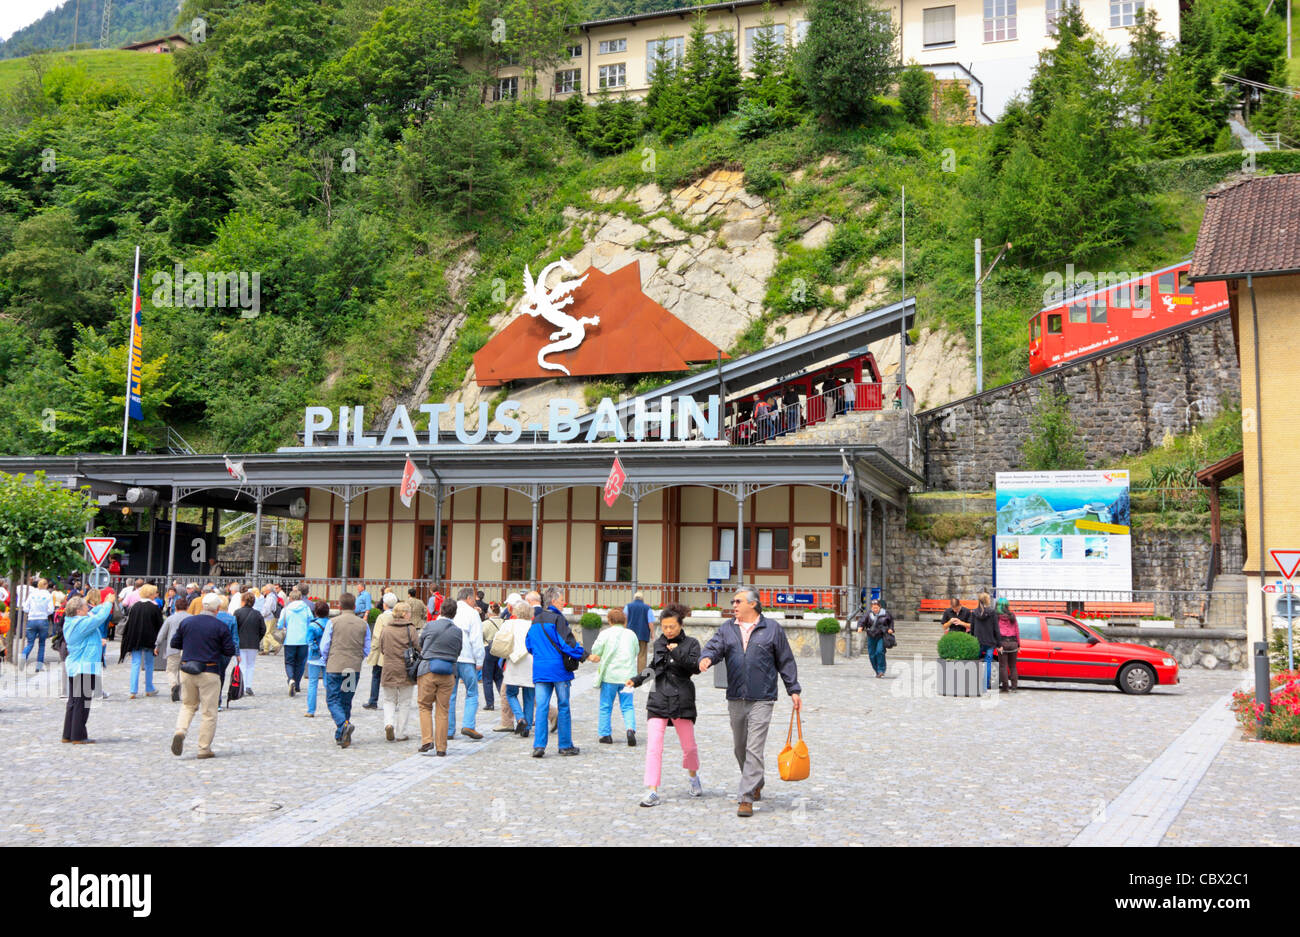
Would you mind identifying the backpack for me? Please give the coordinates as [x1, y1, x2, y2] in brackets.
[227, 662, 244, 702]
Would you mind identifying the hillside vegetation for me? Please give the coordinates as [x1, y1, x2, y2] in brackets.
[0, 0, 1289, 457]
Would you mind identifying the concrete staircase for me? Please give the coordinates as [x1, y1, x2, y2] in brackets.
[1205, 574, 1247, 629]
[849, 619, 944, 661]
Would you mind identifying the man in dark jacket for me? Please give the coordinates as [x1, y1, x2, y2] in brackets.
[940, 597, 970, 633]
[859, 599, 893, 678]
[624, 591, 655, 672]
[321, 593, 371, 749]
[170, 593, 237, 759]
[416, 600, 463, 756]
[699, 586, 801, 818]
[969, 592, 999, 691]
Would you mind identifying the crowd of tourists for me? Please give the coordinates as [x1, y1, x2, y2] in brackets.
[4, 575, 803, 816]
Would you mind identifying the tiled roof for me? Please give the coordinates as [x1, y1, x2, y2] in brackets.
[1189, 174, 1300, 280]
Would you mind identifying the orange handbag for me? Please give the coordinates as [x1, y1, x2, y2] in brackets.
[777, 708, 810, 782]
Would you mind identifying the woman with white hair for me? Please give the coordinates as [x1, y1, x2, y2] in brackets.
[119, 583, 163, 698]
[502, 600, 536, 737]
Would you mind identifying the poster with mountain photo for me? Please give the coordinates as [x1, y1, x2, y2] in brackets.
[994, 470, 1132, 597]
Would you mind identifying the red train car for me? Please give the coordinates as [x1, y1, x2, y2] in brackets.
[1028, 260, 1230, 374]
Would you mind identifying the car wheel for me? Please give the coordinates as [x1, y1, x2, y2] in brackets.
[1118, 662, 1154, 695]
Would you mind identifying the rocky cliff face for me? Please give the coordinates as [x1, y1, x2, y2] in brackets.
[435, 168, 974, 429]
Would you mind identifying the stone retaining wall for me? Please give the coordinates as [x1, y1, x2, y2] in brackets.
[921, 317, 1240, 491]
[1094, 627, 1248, 670]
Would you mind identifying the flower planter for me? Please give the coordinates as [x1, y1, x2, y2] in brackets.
[818, 632, 837, 665]
[937, 659, 985, 697]
[1138, 619, 1175, 629]
[803, 612, 826, 621]
[694, 610, 723, 618]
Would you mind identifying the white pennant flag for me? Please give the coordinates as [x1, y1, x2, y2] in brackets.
[224, 455, 247, 483]
[400, 458, 423, 508]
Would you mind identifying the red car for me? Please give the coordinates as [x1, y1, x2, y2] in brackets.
[1010, 613, 1179, 694]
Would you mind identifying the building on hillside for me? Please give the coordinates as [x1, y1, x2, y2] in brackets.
[478, 0, 1178, 121]
[1188, 173, 1300, 652]
[120, 34, 191, 53]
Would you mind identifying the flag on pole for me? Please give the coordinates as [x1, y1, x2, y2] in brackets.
[400, 458, 423, 508]
[224, 455, 247, 483]
[127, 257, 144, 421]
[604, 457, 627, 507]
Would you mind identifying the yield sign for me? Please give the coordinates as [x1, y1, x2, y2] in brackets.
[603, 457, 627, 507]
[1271, 550, 1300, 580]
[85, 537, 115, 567]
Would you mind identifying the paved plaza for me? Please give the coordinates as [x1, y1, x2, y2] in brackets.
[0, 652, 1295, 847]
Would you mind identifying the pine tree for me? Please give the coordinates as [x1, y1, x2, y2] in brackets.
[796, 0, 899, 127]
[898, 63, 932, 125]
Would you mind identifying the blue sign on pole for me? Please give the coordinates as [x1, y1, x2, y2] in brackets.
[775, 592, 816, 605]
[870, 587, 881, 603]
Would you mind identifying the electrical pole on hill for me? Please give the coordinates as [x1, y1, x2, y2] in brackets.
[99, 0, 112, 49]
[974, 239, 1011, 394]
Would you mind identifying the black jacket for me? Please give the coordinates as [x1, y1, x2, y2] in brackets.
[970, 605, 999, 647]
[172, 613, 238, 674]
[701, 617, 801, 702]
[861, 609, 894, 638]
[118, 600, 163, 660]
[630, 634, 702, 722]
[941, 607, 971, 630]
[234, 606, 266, 650]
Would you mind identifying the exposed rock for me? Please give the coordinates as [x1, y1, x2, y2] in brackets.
[591, 186, 624, 204]
[631, 183, 665, 212]
[720, 218, 764, 243]
[800, 219, 835, 249]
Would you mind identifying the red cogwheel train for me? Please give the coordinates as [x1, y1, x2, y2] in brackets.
[1027, 260, 1230, 375]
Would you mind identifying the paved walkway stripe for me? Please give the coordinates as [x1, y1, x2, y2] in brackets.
[222, 677, 603, 847]
[1069, 679, 1247, 848]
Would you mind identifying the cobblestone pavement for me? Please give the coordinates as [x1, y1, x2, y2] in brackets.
[0, 651, 1291, 846]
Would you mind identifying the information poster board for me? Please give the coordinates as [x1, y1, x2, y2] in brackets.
[994, 470, 1132, 596]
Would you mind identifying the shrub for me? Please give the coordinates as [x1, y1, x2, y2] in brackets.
[579, 612, 603, 628]
[937, 630, 981, 660]
[1230, 670, 1300, 743]
[816, 617, 841, 634]
[898, 64, 932, 125]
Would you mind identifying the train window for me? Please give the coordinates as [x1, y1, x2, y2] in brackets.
[1068, 303, 1087, 323]
[1112, 286, 1130, 307]
[1030, 317, 1041, 341]
[1090, 297, 1106, 323]
[1158, 272, 1175, 294]
[1177, 271, 1195, 295]
[1133, 283, 1150, 308]
[1047, 313, 1062, 334]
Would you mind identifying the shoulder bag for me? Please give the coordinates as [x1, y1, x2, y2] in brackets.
[402, 626, 424, 681]
[489, 621, 514, 659]
[543, 622, 581, 673]
[778, 708, 811, 782]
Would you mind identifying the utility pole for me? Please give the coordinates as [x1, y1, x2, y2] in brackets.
[974, 239, 1012, 394]
[73, 0, 80, 50]
[99, 0, 112, 49]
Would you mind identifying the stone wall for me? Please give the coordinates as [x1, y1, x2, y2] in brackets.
[1093, 627, 1247, 671]
[921, 317, 1240, 491]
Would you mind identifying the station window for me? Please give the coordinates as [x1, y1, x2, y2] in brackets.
[1090, 297, 1107, 323]
[1068, 303, 1087, 323]
[420, 524, 447, 580]
[330, 523, 362, 579]
[600, 526, 633, 582]
[1047, 313, 1063, 334]
[1177, 270, 1195, 295]
[743, 527, 790, 570]
[507, 525, 532, 581]
[718, 528, 737, 574]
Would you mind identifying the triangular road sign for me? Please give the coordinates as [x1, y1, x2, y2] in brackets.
[85, 537, 115, 567]
[1271, 549, 1300, 580]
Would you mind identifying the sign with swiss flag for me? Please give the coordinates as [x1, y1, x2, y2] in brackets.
[1271, 549, 1300, 580]
[399, 458, 424, 509]
[85, 537, 116, 567]
[603, 457, 627, 507]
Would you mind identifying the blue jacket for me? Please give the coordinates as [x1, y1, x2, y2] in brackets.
[216, 611, 238, 653]
[701, 616, 802, 702]
[280, 599, 313, 646]
[64, 603, 113, 677]
[526, 618, 584, 684]
[355, 591, 373, 616]
[306, 617, 327, 665]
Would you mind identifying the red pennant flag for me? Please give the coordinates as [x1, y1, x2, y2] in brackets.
[604, 457, 627, 507]
[400, 458, 424, 508]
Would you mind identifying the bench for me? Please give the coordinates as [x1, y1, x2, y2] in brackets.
[919, 598, 977, 619]
[1083, 601, 1156, 623]
[1008, 601, 1069, 614]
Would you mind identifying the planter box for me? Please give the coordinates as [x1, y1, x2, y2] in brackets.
[1138, 619, 1176, 629]
[937, 659, 985, 697]
[694, 610, 723, 618]
[818, 632, 837, 665]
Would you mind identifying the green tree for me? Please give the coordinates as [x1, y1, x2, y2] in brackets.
[1021, 391, 1087, 470]
[398, 99, 512, 225]
[0, 209, 104, 340]
[898, 62, 932, 125]
[644, 36, 691, 141]
[1124, 8, 1167, 126]
[1211, 0, 1285, 86]
[0, 470, 98, 654]
[797, 0, 899, 127]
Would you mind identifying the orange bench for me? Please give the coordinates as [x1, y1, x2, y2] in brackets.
[1083, 601, 1155, 622]
[919, 598, 978, 618]
[1008, 601, 1069, 614]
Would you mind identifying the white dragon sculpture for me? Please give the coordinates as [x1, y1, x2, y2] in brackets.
[522, 257, 596, 376]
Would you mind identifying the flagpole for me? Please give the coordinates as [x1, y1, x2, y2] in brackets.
[122, 245, 140, 456]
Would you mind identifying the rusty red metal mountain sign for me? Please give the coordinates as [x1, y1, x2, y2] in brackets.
[473, 260, 727, 387]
